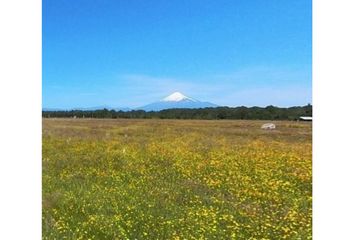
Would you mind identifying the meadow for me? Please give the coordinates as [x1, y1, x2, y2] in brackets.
[42, 118, 312, 239]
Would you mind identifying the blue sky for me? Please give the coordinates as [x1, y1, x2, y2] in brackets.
[43, 0, 312, 109]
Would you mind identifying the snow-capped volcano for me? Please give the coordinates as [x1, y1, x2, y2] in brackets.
[138, 92, 218, 111]
[162, 92, 197, 102]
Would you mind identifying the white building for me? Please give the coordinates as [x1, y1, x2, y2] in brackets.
[299, 116, 312, 121]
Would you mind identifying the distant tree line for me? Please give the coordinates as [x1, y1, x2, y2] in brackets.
[42, 104, 312, 120]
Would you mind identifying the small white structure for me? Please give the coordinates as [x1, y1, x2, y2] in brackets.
[261, 123, 276, 130]
[299, 116, 312, 121]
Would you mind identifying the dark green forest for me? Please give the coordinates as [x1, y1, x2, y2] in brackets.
[42, 105, 312, 120]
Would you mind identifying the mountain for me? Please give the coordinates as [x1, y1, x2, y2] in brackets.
[43, 106, 131, 111]
[72, 106, 131, 111]
[42, 107, 65, 111]
[137, 92, 218, 111]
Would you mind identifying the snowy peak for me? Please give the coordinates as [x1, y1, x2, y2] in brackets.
[138, 92, 218, 111]
[162, 92, 197, 102]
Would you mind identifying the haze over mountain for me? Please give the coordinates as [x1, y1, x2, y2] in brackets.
[42, 106, 131, 111]
[137, 92, 218, 111]
[71, 106, 131, 111]
[42, 92, 218, 112]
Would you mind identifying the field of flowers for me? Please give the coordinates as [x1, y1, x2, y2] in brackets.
[42, 119, 312, 239]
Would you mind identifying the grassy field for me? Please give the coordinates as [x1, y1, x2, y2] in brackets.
[42, 118, 312, 239]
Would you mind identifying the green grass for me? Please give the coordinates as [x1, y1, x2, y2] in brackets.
[43, 119, 312, 239]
